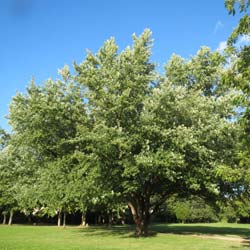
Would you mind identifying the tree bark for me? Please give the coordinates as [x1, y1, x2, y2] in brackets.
[80, 212, 86, 227]
[57, 210, 62, 227]
[8, 210, 14, 225]
[28, 214, 32, 224]
[95, 214, 98, 225]
[108, 213, 113, 226]
[97, 215, 101, 224]
[128, 199, 150, 237]
[136, 217, 149, 236]
[2, 213, 7, 224]
[63, 212, 67, 227]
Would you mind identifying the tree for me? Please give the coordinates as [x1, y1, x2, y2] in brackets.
[75, 29, 237, 236]
[173, 201, 191, 224]
[0, 130, 44, 225]
[0, 143, 19, 225]
[0, 130, 11, 224]
[167, 196, 218, 223]
[8, 71, 90, 226]
[222, 0, 250, 213]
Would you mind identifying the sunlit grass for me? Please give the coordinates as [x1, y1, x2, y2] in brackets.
[0, 223, 249, 250]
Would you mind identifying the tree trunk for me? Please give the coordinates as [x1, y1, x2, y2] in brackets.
[2, 213, 7, 225]
[80, 212, 86, 227]
[57, 210, 62, 227]
[63, 212, 67, 227]
[8, 210, 14, 226]
[108, 213, 113, 226]
[128, 200, 150, 237]
[28, 214, 32, 224]
[98, 215, 101, 224]
[95, 214, 98, 225]
[135, 217, 150, 236]
[121, 218, 125, 225]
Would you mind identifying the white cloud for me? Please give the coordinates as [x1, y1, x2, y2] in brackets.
[216, 35, 250, 53]
[217, 41, 227, 52]
[237, 35, 250, 45]
[214, 21, 224, 34]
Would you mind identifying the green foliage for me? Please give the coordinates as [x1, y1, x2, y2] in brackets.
[225, 0, 250, 44]
[174, 202, 190, 223]
[220, 204, 238, 223]
[225, 0, 250, 15]
[165, 47, 226, 96]
[219, 194, 250, 223]
[167, 196, 218, 223]
[0, 129, 10, 150]
[9, 78, 86, 160]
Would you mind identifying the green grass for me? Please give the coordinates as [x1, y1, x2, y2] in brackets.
[0, 223, 249, 250]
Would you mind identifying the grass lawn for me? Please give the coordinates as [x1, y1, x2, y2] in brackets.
[0, 223, 250, 250]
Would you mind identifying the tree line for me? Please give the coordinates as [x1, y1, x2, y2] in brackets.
[0, 0, 250, 236]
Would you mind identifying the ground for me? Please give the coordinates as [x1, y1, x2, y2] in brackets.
[0, 223, 249, 250]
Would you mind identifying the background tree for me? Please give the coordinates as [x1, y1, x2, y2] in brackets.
[8, 71, 90, 226]
[0, 142, 20, 225]
[166, 196, 218, 223]
[221, 0, 250, 217]
[0, 129, 11, 224]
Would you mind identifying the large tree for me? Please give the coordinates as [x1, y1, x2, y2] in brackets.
[75, 29, 237, 236]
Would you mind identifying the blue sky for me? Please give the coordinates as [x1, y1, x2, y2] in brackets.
[0, 0, 242, 131]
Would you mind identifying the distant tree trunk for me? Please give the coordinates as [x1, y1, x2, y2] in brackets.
[63, 212, 67, 227]
[57, 210, 62, 227]
[108, 213, 113, 226]
[2, 213, 7, 224]
[128, 197, 151, 237]
[121, 217, 125, 225]
[95, 214, 97, 225]
[80, 212, 86, 227]
[8, 210, 14, 225]
[28, 213, 32, 224]
[98, 215, 101, 224]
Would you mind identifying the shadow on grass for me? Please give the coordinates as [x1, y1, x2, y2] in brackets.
[75, 225, 142, 238]
[75, 223, 250, 242]
[151, 224, 250, 239]
[152, 223, 250, 248]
